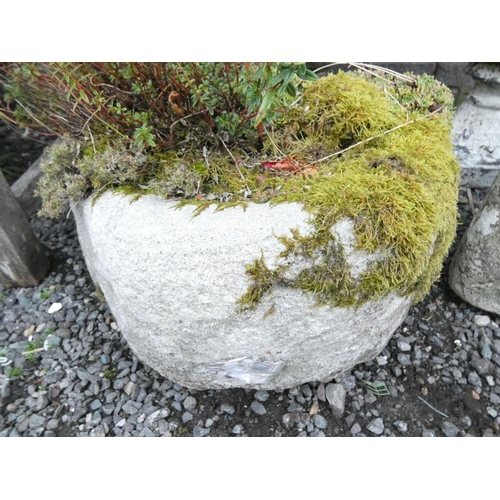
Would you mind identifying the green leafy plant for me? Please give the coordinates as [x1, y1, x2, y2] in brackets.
[0, 63, 316, 150]
[40, 288, 55, 300]
[0, 291, 5, 303]
[23, 329, 50, 362]
[6, 366, 24, 379]
[103, 368, 117, 381]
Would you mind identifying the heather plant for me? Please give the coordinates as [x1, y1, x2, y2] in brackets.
[0, 62, 318, 216]
[0, 63, 317, 151]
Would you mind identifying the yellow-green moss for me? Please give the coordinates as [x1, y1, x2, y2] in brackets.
[236, 72, 459, 309]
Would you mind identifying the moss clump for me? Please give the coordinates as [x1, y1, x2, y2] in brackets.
[236, 71, 459, 309]
[38, 70, 460, 310]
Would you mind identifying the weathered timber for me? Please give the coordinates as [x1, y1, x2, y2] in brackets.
[0, 169, 49, 287]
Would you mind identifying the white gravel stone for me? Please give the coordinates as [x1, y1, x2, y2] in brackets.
[47, 303, 62, 314]
[474, 315, 491, 327]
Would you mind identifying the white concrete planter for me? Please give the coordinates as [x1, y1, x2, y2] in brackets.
[72, 191, 413, 390]
[453, 63, 500, 188]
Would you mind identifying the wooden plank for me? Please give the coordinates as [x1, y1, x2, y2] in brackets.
[0, 169, 49, 287]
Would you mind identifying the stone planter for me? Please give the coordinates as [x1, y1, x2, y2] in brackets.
[452, 63, 500, 188]
[66, 70, 460, 390]
[74, 191, 434, 390]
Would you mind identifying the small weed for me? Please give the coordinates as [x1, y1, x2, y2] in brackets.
[23, 330, 50, 362]
[103, 368, 117, 381]
[40, 288, 55, 300]
[38, 384, 48, 392]
[0, 291, 5, 303]
[0, 348, 8, 358]
[24, 353, 36, 363]
[176, 426, 188, 436]
[7, 366, 24, 379]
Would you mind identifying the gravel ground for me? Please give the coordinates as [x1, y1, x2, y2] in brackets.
[1, 134, 500, 437]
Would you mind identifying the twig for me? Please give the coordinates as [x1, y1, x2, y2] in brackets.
[467, 188, 475, 212]
[417, 396, 449, 418]
[307, 106, 444, 168]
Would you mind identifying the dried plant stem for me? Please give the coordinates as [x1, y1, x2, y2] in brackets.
[308, 106, 445, 167]
[22, 347, 45, 355]
[219, 137, 251, 195]
[263, 124, 286, 158]
[417, 396, 449, 418]
[313, 62, 415, 83]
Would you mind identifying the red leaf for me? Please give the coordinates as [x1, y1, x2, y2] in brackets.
[261, 157, 301, 173]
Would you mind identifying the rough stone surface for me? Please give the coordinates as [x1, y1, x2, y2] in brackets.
[452, 63, 500, 188]
[449, 172, 500, 314]
[0, 170, 49, 288]
[72, 192, 413, 390]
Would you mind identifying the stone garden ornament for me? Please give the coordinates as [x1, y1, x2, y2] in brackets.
[0, 63, 460, 389]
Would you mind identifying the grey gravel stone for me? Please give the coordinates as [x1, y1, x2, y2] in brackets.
[250, 401, 266, 415]
[183, 396, 197, 411]
[487, 407, 498, 418]
[43, 370, 64, 384]
[89, 425, 106, 437]
[367, 418, 384, 435]
[397, 354, 411, 366]
[397, 341, 411, 352]
[29, 414, 46, 429]
[350, 423, 362, 435]
[220, 403, 236, 415]
[470, 356, 494, 375]
[46, 418, 59, 430]
[317, 383, 326, 402]
[193, 425, 210, 437]
[393, 420, 408, 432]
[36, 394, 49, 411]
[312, 414, 328, 429]
[231, 425, 243, 435]
[325, 383, 346, 418]
[422, 429, 436, 437]
[441, 421, 460, 437]
[182, 411, 193, 423]
[254, 390, 270, 402]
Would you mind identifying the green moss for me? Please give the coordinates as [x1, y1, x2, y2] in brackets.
[38, 70, 460, 310]
[236, 72, 459, 309]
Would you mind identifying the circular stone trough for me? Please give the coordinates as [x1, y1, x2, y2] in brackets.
[72, 191, 414, 390]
